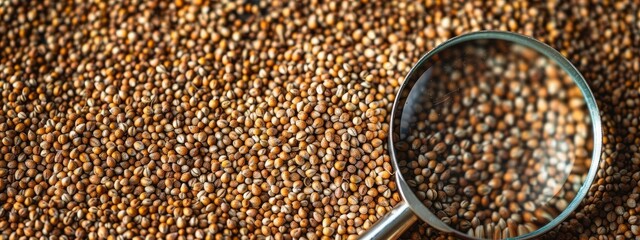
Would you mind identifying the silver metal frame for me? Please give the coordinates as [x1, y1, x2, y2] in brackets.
[360, 31, 602, 240]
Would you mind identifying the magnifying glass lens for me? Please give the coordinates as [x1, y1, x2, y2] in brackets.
[393, 38, 593, 238]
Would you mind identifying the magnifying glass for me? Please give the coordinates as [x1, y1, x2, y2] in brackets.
[361, 31, 602, 239]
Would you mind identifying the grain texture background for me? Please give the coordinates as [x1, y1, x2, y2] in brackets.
[0, 1, 638, 239]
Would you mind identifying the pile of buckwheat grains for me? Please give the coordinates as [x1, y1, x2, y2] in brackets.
[0, 0, 638, 239]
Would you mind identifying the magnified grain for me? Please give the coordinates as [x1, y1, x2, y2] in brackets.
[395, 38, 594, 239]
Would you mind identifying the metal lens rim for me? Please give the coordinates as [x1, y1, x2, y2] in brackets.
[388, 30, 602, 240]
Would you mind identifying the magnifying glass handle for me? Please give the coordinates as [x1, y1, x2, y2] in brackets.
[359, 201, 418, 239]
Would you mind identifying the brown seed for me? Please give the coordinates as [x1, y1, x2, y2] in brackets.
[176, 146, 188, 155]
